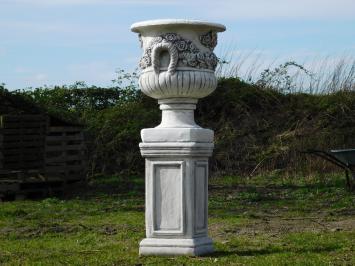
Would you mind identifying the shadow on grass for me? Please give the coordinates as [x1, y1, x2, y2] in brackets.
[54, 174, 348, 205]
[208, 178, 349, 210]
[206, 250, 235, 258]
[200, 245, 341, 259]
[210, 245, 341, 258]
[210, 181, 346, 193]
[63, 175, 145, 200]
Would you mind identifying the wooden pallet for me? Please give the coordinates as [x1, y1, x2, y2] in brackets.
[0, 177, 64, 201]
[0, 115, 47, 171]
[45, 126, 85, 183]
[0, 115, 85, 190]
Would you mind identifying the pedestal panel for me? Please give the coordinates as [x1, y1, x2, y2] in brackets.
[194, 161, 208, 235]
[151, 161, 184, 235]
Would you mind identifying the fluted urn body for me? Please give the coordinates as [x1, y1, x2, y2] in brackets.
[131, 19, 225, 256]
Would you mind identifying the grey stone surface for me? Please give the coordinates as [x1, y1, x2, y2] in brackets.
[131, 19, 225, 256]
[139, 237, 214, 256]
[141, 128, 214, 143]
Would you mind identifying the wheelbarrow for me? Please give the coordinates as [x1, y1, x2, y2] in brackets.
[305, 149, 355, 191]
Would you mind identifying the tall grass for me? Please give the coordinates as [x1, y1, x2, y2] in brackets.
[216, 50, 355, 94]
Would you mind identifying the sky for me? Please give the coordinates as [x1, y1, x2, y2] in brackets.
[0, 0, 354, 89]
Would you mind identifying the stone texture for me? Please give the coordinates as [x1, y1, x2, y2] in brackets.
[131, 19, 225, 256]
[141, 128, 214, 143]
[139, 237, 214, 256]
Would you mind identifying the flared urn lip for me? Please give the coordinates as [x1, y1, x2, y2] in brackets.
[131, 19, 226, 33]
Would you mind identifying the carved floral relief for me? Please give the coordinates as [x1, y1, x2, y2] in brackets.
[139, 32, 219, 71]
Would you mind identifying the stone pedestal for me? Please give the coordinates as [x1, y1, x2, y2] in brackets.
[139, 142, 214, 255]
[131, 19, 226, 256]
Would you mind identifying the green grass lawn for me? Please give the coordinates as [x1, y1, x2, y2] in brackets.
[0, 174, 354, 265]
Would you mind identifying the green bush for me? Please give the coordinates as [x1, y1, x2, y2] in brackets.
[86, 94, 159, 176]
[8, 76, 355, 179]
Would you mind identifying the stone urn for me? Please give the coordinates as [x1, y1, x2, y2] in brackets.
[131, 19, 225, 256]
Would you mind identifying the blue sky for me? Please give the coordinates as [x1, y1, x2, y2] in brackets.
[1, 0, 354, 89]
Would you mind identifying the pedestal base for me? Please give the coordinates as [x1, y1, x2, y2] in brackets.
[139, 237, 214, 256]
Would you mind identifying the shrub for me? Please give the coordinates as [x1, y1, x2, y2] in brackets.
[9, 69, 355, 179]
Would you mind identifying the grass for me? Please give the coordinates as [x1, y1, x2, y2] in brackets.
[216, 52, 355, 94]
[0, 174, 354, 265]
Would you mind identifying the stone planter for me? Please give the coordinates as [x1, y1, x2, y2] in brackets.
[131, 19, 225, 256]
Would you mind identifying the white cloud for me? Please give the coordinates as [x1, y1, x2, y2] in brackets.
[22, 73, 49, 86]
[13, 66, 48, 83]
[32, 73, 48, 82]
[66, 61, 117, 84]
[195, 0, 355, 20]
[0, 20, 130, 47]
[2, 0, 354, 19]
[0, 21, 71, 33]
[15, 66, 31, 73]
[2, 0, 180, 7]
[11, 62, 116, 88]
[0, 20, 125, 35]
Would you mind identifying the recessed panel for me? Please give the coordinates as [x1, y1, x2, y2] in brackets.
[195, 161, 207, 233]
[152, 161, 184, 235]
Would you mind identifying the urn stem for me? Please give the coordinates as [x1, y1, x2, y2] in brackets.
[157, 98, 198, 128]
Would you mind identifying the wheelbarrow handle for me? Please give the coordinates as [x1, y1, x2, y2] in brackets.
[303, 149, 349, 170]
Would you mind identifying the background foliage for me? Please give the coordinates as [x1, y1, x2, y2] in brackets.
[2, 65, 355, 179]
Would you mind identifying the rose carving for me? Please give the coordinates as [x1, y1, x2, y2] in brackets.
[138, 32, 219, 71]
[176, 40, 188, 51]
[164, 33, 178, 42]
[200, 31, 218, 50]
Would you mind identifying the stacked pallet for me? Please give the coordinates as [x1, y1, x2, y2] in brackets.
[45, 126, 85, 183]
[0, 135, 2, 169]
[0, 115, 47, 171]
[0, 115, 53, 200]
[0, 178, 64, 201]
[0, 115, 86, 200]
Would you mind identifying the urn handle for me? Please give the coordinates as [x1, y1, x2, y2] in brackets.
[151, 42, 178, 75]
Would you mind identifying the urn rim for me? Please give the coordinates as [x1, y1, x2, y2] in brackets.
[131, 19, 226, 33]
